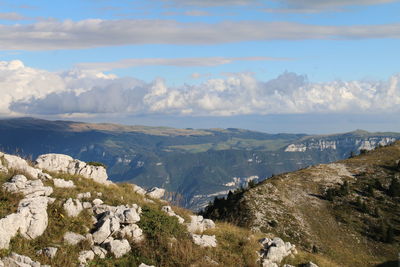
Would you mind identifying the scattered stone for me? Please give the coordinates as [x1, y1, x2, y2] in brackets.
[64, 232, 86, 245]
[53, 178, 75, 188]
[78, 250, 95, 264]
[139, 264, 155, 267]
[161, 206, 184, 224]
[283, 265, 295, 267]
[1, 252, 50, 267]
[92, 198, 104, 206]
[35, 153, 109, 184]
[92, 246, 107, 259]
[190, 234, 217, 247]
[132, 184, 146, 195]
[63, 198, 83, 217]
[146, 187, 165, 199]
[105, 239, 131, 258]
[77, 192, 91, 199]
[38, 247, 58, 259]
[186, 215, 215, 233]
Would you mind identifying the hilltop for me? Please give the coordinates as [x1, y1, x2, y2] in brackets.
[202, 141, 400, 266]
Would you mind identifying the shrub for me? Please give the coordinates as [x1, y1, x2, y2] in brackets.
[86, 161, 107, 169]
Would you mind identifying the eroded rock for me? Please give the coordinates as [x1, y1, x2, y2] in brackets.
[1, 252, 50, 267]
[64, 232, 85, 245]
[53, 178, 75, 188]
[161, 206, 184, 224]
[63, 198, 83, 217]
[259, 237, 296, 267]
[105, 239, 131, 258]
[146, 187, 165, 199]
[190, 234, 217, 247]
[186, 215, 215, 233]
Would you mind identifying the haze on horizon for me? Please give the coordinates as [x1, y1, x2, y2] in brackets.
[0, 0, 399, 134]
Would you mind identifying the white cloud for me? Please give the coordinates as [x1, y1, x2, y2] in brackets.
[0, 12, 27, 21]
[1, 19, 400, 51]
[76, 56, 289, 71]
[5, 60, 400, 117]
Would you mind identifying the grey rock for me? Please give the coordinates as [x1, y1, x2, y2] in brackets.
[3, 175, 53, 198]
[259, 237, 296, 266]
[92, 246, 107, 259]
[53, 178, 75, 188]
[92, 198, 104, 206]
[105, 239, 131, 258]
[63, 198, 83, 217]
[1, 252, 49, 267]
[93, 218, 111, 244]
[64, 232, 85, 245]
[78, 250, 95, 264]
[190, 233, 217, 247]
[161, 206, 184, 224]
[131, 184, 146, 195]
[139, 264, 155, 267]
[83, 202, 92, 209]
[77, 192, 91, 199]
[35, 153, 109, 184]
[186, 215, 215, 233]
[2, 154, 44, 180]
[146, 187, 165, 199]
[120, 224, 144, 242]
[40, 247, 58, 259]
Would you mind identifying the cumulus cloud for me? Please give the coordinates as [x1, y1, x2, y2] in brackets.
[5, 60, 400, 117]
[1, 19, 400, 50]
[76, 56, 288, 71]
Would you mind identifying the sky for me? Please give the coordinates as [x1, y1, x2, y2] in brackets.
[0, 0, 399, 134]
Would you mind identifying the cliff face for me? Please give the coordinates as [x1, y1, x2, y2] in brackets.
[203, 142, 400, 267]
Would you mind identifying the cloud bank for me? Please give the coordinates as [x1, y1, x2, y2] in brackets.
[1, 19, 400, 50]
[3, 60, 400, 117]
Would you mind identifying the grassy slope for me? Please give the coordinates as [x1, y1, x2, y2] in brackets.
[0, 169, 262, 267]
[203, 142, 400, 266]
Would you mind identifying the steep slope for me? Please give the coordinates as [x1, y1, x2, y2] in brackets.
[0, 117, 399, 211]
[202, 142, 400, 266]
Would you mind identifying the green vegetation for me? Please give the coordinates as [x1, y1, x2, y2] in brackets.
[87, 161, 107, 169]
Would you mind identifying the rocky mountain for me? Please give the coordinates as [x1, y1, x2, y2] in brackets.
[0, 151, 320, 267]
[202, 141, 400, 266]
[0, 117, 399, 211]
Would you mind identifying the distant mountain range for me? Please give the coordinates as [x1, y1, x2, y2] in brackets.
[0, 117, 399, 210]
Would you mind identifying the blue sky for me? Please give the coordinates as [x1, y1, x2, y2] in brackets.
[0, 0, 399, 133]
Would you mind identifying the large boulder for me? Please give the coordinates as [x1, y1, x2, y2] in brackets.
[1, 154, 49, 180]
[186, 215, 215, 233]
[53, 178, 75, 188]
[35, 154, 109, 184]
[105, 239, 131, 258]
[3, 175, 53, 198]
[64, 232, 86, 246]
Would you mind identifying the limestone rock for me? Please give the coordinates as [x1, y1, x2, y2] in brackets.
[92, 246, 107, 259]
[186, 215, 215, 233]
[120, 224, 144, 242]
[93, 218, 112, 244]
[132, 184, 146, 195]
[35, 153, 109, 184]
[190, 234, 217, 248]
[64, 232, 85, 245]
[3, 175, 53, 198]
[77, 192, 91, 199]
[105, 239, 131, 258]
[139, 264, 155, 267]
[38, 247, 58, 259]
[2, 154, 45, 180]
[78, 250, 94, 264]
[63, 198, 83, 217]
[305, 262, 319, 267]
[161, 206, 184, 224]
[1, 252, 50, 267]
[259, 237, 296, 267]
[53, 178, 75, 188]
[83, 202, 92, 209]
[92, 198, 104, 206]
[146, 187, 165, 199]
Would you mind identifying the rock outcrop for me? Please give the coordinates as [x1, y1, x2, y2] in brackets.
[63, 198, 84, 217]
[186, 215, 215, 233]
[0, 252, 50, 267]
[35, 154, 109, 184]
[146, 187, 165, 199]
[190, 233, 217, 247]
[161, 206, 184, 224]
[0, 174, 54, 249]
[259, 237, 297, 267]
